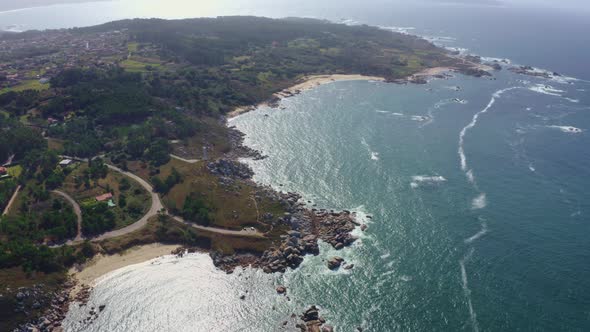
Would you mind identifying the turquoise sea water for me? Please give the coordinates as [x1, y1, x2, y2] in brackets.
[6, 1, 589, 331]
[229, 70, 590, 331]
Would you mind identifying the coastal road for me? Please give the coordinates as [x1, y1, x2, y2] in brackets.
[2, 185, 21, 216]
[52, 190, 83, 242]
[92, 164, 164, 241]
[102, 164, 263, 240]
[170, 215, 264, 237]
[50, 157, 264, 243]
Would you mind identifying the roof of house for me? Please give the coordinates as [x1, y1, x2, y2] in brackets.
[59, 159, 73, 165]
[0, 167, 7, 174]
[95, 193, 113, 202]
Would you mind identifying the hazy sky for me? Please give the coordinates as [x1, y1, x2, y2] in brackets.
[1, 0, 589, 13]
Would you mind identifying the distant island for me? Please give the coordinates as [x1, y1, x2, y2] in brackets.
[0, 16, 490, 331]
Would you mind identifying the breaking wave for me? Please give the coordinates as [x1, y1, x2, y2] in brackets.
[460, 248, 480, 332]
[471, 193, 487, 210]
[410, 175, 447, 188]
[547, 125, 583, 133]
[465, 222, 488, 243]
[529, 84, 565, 97]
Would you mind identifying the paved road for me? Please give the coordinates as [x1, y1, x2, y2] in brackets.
[53, 156, 264, 243]
[52, 190, 83, 241]
[2, 185, 21, 216]
[91, 164, 164, 241]
[170, 215, 264, 237]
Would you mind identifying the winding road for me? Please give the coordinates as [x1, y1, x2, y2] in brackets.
[52, 190, 83, 242]
[55, 156, 263, 243]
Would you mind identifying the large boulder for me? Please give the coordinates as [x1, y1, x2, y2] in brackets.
[327, 257, 344, 270]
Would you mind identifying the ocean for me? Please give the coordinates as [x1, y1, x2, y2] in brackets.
[5, 1, 589, 331]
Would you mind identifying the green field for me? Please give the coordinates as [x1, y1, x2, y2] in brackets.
[120, 59, 162, 73]
[0, 80, 50, 94]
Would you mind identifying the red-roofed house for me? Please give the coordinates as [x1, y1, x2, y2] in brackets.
[0, 167, 7, 175]
[95, 193, 113, 202]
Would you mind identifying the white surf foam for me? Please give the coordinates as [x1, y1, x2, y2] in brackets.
[565, 98, 580, 103]
[361, 138, 380, 161]
[375, 109, 389, 114]
[547, 125, 583, 133]
[410, 175, 447, 188]
[460, 248, 480, 332]
[528, 164, 536, 172]
[458, 87, 518, 184]
[411, 115, 430, 122]
[464, 222, 488, 244]
[529, 84, 565, 97]
[391, 112, 404, 116]
[471, 193, 487, 210]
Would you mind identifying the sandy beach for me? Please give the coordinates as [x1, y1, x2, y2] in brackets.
[227, 74, 385, 118]
[70, 243, 180, 287]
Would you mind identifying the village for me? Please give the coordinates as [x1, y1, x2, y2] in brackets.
[0, 28, 162, 93]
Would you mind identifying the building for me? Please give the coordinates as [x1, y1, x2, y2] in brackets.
[59, 159, 73, 166]
[95, 193, 113, 202]
[0, 167, 7, 175]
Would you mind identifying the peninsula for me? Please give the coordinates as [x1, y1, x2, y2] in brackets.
[0, 16, 489, 331]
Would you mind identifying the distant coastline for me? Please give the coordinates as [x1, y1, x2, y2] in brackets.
[0, 0, 111, 14]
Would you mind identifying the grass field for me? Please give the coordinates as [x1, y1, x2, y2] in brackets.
[120, 58, 162, 73]
[0, 80, 50, 94]
[7, 165, 22, 178]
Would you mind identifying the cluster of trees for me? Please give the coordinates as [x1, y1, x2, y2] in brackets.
[82, 202, 116, 236]
[75, 17, 454, 115]
[0, 116, 46, 163]
[152, 167, 181, 194]
[181, 193, 212, 226]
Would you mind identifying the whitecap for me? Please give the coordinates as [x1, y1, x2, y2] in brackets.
[565, 98, 580, 103]
[529, 84, 565, 97]
[375, 109, 389, 114]
[528, 164, 536, 172]
[411, 115, 430, 122]
[410, 175, 447, 188]
[400, 275, 413, 282]
[464, 222, 488, 244]
[471, 193, 487, 210]
[547, 125, 583, 133]
[458, 87, 518, 185]
[459, 248, 480, 332]
[391, 112, 404, 116]
[371, 152, 380, 160]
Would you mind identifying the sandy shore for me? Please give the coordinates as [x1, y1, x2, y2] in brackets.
[227, 74, 385, 118]
[70, 243, 180, 287]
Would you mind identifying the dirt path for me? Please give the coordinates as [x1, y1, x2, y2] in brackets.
[2, 185, 21, 216]
[169, 215, 264, 237]
[52, 190, 83, 241]
[170, 154, 200, 164]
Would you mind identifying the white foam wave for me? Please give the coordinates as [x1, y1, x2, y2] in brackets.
[458, 88, 518, 184]
[361, 138, 380, 161]
[471, 193, 487, 210]
[529, 84, 565, 97]
[375, 109, 389, 114]
[547, 125, 583, 133]
[391, 112, 404, 116]
[565, 98, 580, 103]
[380, 253, 391, 259]
[410, 175, 447, 188]
[411, 115, 430, 122]
[528, 164, 536, 172]
[464, 223, 488, 244]
[379, 26, 416, 35]
[460, 248, 480, 332]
